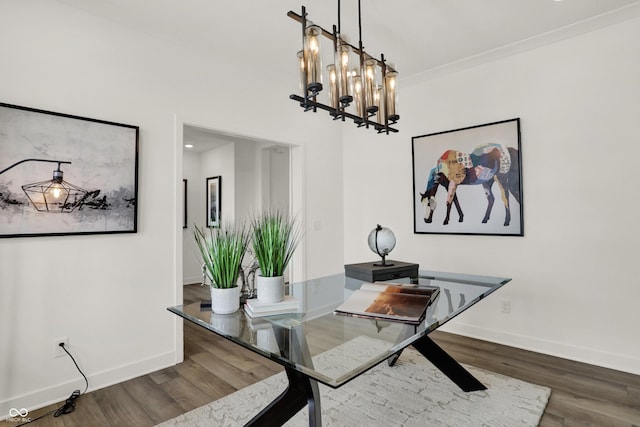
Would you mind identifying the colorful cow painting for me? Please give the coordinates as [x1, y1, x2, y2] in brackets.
[419, 143, 521, 226]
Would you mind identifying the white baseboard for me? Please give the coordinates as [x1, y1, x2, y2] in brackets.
[441, 322, 640, 376]
[0, 351, 176, 420]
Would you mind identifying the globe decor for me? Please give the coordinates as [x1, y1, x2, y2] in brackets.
[367, 224, 396, 266]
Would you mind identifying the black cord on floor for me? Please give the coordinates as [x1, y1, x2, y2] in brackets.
[53, 389, 81, 417]
[15, 343, 88, 426]
[58, 343, 89, 396]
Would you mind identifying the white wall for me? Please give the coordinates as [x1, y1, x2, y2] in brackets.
[267, 147, 291, 214]
[182, 150, 202, 284]
[0, 0, 343, 415]
[234, 140, 260, 220]
[343, 15, 640, 374]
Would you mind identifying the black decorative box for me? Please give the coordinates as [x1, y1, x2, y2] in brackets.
[344, 260, 419, 283]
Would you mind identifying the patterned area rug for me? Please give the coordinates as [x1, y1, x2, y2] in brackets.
[158, 337, 550, 427]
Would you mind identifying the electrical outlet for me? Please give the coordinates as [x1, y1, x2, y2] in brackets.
[54, 337, 69, 358]
[501, 300, 511, 314]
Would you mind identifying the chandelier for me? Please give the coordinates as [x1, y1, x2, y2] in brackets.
[288, 0, 399, 134]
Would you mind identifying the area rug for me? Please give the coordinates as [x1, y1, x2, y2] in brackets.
[158, 337, 550, 427]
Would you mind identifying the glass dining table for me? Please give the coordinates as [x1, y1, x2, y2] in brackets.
[168, 270, 511, 426]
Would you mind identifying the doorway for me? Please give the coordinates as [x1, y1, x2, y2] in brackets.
[179, 123, 302, 286]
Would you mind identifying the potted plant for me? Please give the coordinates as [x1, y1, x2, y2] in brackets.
[251, 211, 302, 303]
[194, 223, 249, 314]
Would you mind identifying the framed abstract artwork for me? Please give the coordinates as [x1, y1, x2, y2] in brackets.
[412, 118, 523, 236]
[206, 175, 221, 227]
[0, 102, 139, 238]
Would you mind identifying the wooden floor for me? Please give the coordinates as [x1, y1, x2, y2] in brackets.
[5, 284, 639, 427]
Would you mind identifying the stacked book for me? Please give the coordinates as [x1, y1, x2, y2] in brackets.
[244, 296, 300, 318]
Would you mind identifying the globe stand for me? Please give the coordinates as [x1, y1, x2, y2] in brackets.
[373, 254, 394, 267]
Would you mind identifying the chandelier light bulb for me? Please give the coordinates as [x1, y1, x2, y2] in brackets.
[385, 67, 399, 122]
[337, 41, 353, 105]
[375, 85, 385, 124]
[352, 72, 363, 117]
[297, 50, 306, 95]
[364, 59, 378, 114]
[304, 24, 323, 94]
[327, 64, 338, 108]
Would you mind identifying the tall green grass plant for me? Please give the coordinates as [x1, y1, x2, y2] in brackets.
[194, 224, 249, 289]
[251, 211, 302, 278]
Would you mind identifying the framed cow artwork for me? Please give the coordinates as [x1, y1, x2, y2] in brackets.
[412, 118, 523, 236]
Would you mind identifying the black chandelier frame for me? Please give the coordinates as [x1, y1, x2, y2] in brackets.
[288, 1, 399, 134]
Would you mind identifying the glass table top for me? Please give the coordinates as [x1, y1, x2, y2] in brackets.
[168, 270, 510, 388]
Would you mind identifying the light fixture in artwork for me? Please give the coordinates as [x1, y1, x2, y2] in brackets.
[288, 0, 399, 134]
[0, 158, 88, 213]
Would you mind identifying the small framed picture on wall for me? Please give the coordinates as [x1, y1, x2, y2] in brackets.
[206, 176, 221, 227]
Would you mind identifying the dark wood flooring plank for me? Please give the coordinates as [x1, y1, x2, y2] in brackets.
[551, 389, 640, 426]
[147, 366, 179, 385]
[171, 357, 237, 401]
[158, 376, 213, 412]
[189, 351, 266, 391]
[91, 383, 154, 427]
[123, 376, 185, 424]
[55, 393, 111, 427]
[539, 412, 565, 427]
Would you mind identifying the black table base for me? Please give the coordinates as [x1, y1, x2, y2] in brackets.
[244, 366, 321, 427]
[247, 334, 485, 426]
[388, 335, 486, 392]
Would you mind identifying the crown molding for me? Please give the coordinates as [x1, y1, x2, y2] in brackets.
[402, 1, 640, 87]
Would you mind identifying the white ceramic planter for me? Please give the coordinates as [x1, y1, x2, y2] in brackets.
[210, 311, 241, 336]
[210, 286, 240, 314]
[256, 275, 285, 303]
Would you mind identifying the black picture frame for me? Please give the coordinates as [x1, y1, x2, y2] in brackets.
[412, 118, 523, 236]
[183, 179, 188, 229]
[0, 102, 139, 238]
[206, 176, 221, 227]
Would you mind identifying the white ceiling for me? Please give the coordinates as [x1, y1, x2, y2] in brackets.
[183, 125, 290, 153]
[183, 126, 231, 153]
[58, 0, 640, 80]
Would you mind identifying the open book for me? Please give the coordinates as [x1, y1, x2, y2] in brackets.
[335, 282, 440, 324]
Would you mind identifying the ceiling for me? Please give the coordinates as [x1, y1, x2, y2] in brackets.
[183, 125, 290, 153]
[58, 0, 640, 81]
